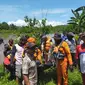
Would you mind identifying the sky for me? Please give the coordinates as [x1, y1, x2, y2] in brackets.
[0, 0, 85, 26]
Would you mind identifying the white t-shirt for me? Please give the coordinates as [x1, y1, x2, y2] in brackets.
[15, 44, 24, 65]
[80, 53, 85, 73]
[80, 40, 84, 45]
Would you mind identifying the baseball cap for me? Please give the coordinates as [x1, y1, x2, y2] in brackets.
[53, 33, 62, 39]
[67, 32, 75, 37]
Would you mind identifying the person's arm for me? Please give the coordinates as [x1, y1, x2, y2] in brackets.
[63, 42, 73, 72]
[10, 46, 17, 64]
[63, 42, 73, 65]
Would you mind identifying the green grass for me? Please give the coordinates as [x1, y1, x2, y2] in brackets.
[0, 65, 82, 85]
[0, 65, 17, 85]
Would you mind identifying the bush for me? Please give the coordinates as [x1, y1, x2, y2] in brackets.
[68, 69, 82, 85]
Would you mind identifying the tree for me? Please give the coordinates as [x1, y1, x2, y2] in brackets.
[1, 22, 9, 30]
[68, 6, 85, 33]
[41, 18, 47, 27]
[24, 16, 39, 28]
[24, 16, 29, 23]
[41, 18, 47, 34]
[0, 23, 2, 30]
[9, 24, 17, 30]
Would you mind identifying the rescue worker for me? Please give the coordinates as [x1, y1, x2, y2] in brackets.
[53, 33, 73, 85]
[75, 32, 85, 85]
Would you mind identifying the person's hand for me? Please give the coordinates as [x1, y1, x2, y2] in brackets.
[69, 65, 73, 72]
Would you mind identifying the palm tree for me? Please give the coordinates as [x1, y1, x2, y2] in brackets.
[68, 6, 85, 33]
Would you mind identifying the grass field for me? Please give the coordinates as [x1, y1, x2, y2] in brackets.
[0, 65, 82, 85]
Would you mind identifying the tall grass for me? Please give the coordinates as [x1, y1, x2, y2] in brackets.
[0, 65, 82, 85]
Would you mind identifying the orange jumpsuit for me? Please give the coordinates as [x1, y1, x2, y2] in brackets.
[53, 41, 73, 85]
[34, 48, 42, 64]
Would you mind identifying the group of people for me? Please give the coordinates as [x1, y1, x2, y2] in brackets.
[2, 32, 85, 85]
[3, 36, 38, 85]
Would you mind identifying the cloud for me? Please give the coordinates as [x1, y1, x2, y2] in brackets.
[46, 20, 66, 26]
[7, 19, 66, 27]
[8, 20, 27, 26]
[31, 8, 70, 15]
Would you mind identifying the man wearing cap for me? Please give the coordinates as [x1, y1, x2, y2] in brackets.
[22, 42, 37, 85]
[10, 36, 27, 85]
[75, 32, 85, 85]
[53, 33, 73, 85]
[66, 32, 76, 67]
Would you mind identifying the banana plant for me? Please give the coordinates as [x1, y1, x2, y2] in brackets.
[68, 6, 85, 33]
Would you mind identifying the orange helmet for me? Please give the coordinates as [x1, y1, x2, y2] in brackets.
[27, 37, 36, 43]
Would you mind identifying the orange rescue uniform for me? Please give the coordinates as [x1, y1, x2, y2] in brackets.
[53, 41, 73, 85]
[34, 48, 42, 64]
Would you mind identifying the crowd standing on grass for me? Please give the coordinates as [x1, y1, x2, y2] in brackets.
[2, 32, 85, 85]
